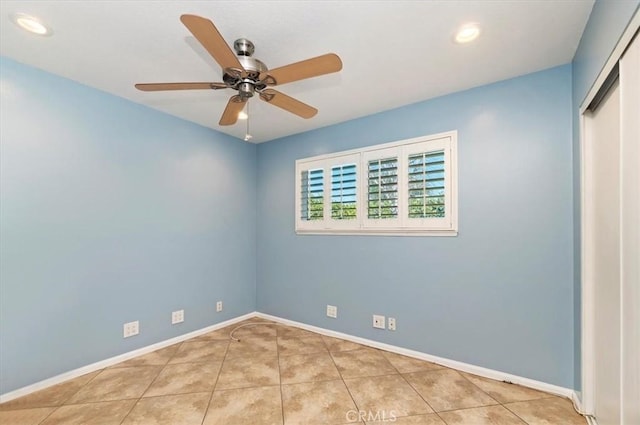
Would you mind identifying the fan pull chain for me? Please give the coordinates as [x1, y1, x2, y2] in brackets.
[244, 101, 252, 142]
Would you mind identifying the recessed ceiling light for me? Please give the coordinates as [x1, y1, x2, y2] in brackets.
[12, 13, 51, 36]
[238, 110, 248, 120]
[455, 24, 480, 44]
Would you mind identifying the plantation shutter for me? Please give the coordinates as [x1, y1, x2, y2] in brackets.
[408, 150, 445, 218]
[295, 132, 456, 235]
[367, 157, 399, 219]
[331, 164, 357, 220]
[300, 168, 324, 221]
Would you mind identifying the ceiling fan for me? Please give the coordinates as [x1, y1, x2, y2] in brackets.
[135, 14, 343, 127]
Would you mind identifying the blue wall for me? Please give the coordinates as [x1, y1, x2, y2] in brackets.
[0, 57, 257, 393]
[570, 0, 639, 390]
[257, 65, 574, 388]
[8, 2, 637, 391]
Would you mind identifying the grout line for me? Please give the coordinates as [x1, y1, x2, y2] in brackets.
[199, 334, 231, 425]
[324, 337, 362, 422]
[456, 370, 501, 405]
[276, 328, 285, 425]
[501, 403, 533, 425]
[5, 319, 584, 425]
[1, 368, 107, 417]
[256, 312, 575, 400]
[34, 403, 67, 425]
[397, 371, 439, 420]
[117, 342, 186, 425]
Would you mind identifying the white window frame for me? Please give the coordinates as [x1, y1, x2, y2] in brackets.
[295, 131, 458, 236]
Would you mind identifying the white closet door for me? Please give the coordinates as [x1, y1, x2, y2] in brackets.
[620, 33, 640, 425]
[584, 31, 640, 425]
[586, 80, 621, 425]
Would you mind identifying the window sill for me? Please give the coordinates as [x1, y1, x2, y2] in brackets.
[295, 229, 458, 237]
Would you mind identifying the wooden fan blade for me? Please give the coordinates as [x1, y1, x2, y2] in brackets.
[259, 89, 317, 119]
[261, 53, 342, 86]
[219, 95, 247, 126]
[180, 14, 244, 72]
[135, 82, 227, 91]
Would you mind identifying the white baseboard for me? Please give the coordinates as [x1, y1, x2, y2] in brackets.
[572, 392, 598, 425]
[0, 313, 254, 403]
[2, 311, 582, 411]
[256, 312, 577, 400]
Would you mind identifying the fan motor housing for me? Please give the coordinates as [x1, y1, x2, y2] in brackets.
[223, 38, 269, 97]
[238, 56, 267, 74]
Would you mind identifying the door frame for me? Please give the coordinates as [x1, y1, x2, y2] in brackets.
[580, 11, 639, 417]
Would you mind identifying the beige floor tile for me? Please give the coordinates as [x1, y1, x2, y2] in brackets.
[3, 325, 589, 425]
[344, 375, 433, 418]
[0, 371, 101, 411]
[203, 385, 283, 425]
[121, 392, 209, 425]
[226, 337, 278, 358]
[192, 327, 233, 341]
[322, 336, 366, 352]
[110, 344, 181, 368]
[66, 366, 161, 403]
[331, 348, 398, 379]
[277, 335, 328, 356]
[382, 352, 444, 374]
[277, 326, 319, 338]
[143, 360, 222, 397]
[40, 399, 136, 425]
[504, 397, 587, 425]
[0, 407, 55, 425]
[227, 319, 279, 338]
[168, 341, 228, 364]
[229, 322, 278, 339]
[279, 352, 341, 384]
[438, 405, 527, 424]
[365, 413, 445, 424]
[461, 373, 555, 403]
[282, 380, 357, 425]
[216, 354, 280, 389]
[404, 369, 497, 412]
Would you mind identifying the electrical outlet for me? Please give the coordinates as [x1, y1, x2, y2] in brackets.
[216, 301, 223, 312]
[326, 305, 337, 318]
[123, 320, 139, 338]
[373, 315, 385, 329]
[171, 309, 184, 324]
[388, 317, 396, 331]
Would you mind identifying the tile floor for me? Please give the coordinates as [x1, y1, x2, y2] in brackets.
[0, 319, 587, 425]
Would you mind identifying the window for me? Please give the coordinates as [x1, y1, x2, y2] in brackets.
[331, 163, 357, 220]
[367, 157, 398, 220]
[295, 131, 458, 235]
[300, 168, 323, 221]
[408, 151, 445, 218]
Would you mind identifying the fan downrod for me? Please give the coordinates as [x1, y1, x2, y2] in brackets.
[233, 38, 255, 56]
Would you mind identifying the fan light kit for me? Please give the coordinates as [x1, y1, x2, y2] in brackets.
[455, 24, 480, 43]
[12, 13, 51, 36]
[136, 14, 343, 136]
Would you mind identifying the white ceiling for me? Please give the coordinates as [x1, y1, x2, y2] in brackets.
[0, 1, 593, 143]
